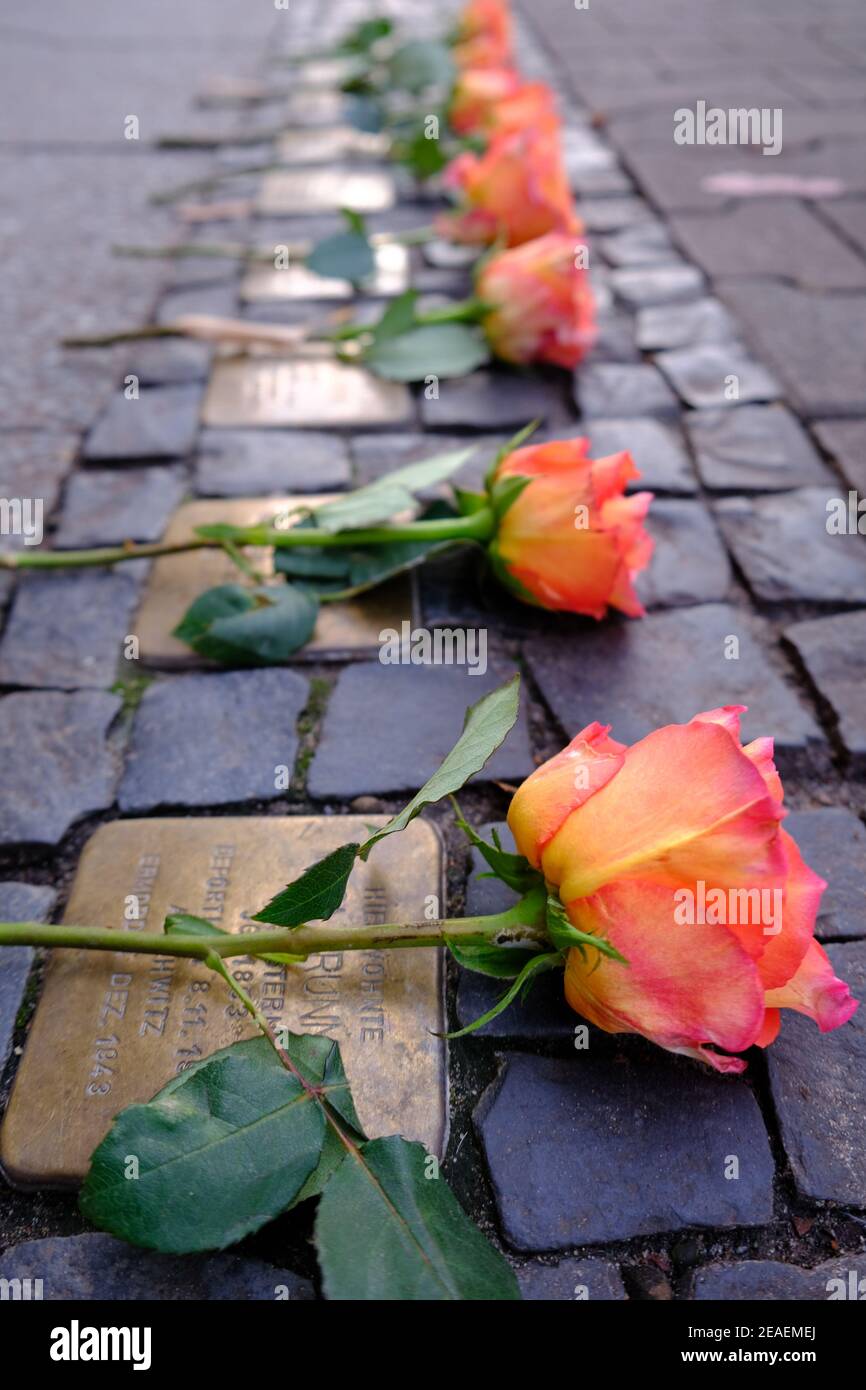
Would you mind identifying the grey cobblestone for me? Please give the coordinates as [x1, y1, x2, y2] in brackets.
[0, 883, 56, 1072]
[784, 810, 866, 941]
[655, 345, 780, 410]
[584, 418, 696, 494]
[686, 407, 834, 493]
[692, 1255, 866, 1301]
[517, 1258, 627, 1301]
[195, 428, 351, 496]
[0, 570, 144, 690]
[785, 610, 866, 764]
[576, 363, 679, 419]
[714, 490, 866, 604]
[83, 385, 203, 462]
[55, 467, 187, 547]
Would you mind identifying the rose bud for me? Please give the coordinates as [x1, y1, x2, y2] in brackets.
[453, 0, 513, 69]
[439, 126, 580, 247]
[488, 438, 653, 619]
[507, 707, 858, 1073]
[477, 232, 596, 368]
[450, 68, 558, 139]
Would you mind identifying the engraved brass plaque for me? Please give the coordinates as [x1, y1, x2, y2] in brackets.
[276, 126, 390, 165]
[134, 496, 415, 666]
[241, 242, 410, 302]
[256, 169, 395, 215]
[201, 356, 412, 428]
[0, 816, 447, 1186]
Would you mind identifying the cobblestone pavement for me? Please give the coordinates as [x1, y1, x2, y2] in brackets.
[0, 0, 865, 1300]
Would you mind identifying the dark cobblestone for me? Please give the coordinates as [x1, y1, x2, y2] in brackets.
[784, 810, 866, 941]
[714, 490, 866, 603]
[308, 664, 534, 800]
[692, 1255, 866, 1301]
[0, 691, 120, 847]
[0, 1233, 314, 1301]
[785, 610, 866, 764]
[420, 371, 570, 432]
[477, 1052, 775, 1249]
[0, 883, 56, 1072]
[767, 943, 866, 1206]
[525, 604, 824, 766]
[576, 363, 679, 419]
[517, 1257, 627, 1301]
[584, 418, 696, 494]
[0, 570, 143, 690]
[195, 428, 351, 496]
[637, 500, 732, 609]
[655, 345, 780, 410]
[55, 467, 186, 547]
[686, 406, 834, 493]
[812, 419, 866, 494]
[609, 264, 704, 310]
[671, 201, 866, 291]
[83, 385, 203, 462]
[635, 298, 740, 353]
[125, 339, 214, 387]
[119, 669, 309, 812]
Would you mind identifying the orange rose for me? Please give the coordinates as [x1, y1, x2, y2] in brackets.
[477, 232, 595, 368]
[508, 707, 858, 1073]
[489, 439, 653, 618]
[450, 68, 558, 139]
[439, 126, 580, 247]
[453, 0, 513, 68]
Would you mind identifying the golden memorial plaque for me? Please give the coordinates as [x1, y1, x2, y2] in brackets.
[276, 126, 390, 165]
[256, 169, 395, 215]
[241, 242, 409, 302]
[0, 816, 447, 1187]
[133, 496, 416, 666]
[201, 356, 412, 428]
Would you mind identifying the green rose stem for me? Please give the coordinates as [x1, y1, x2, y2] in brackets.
[0, 897, 548, 960]
[0, 508, 496, 571]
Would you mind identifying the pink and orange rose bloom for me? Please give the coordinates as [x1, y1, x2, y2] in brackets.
[449, 69, 559, 139]
[452, 0, 514, 69]
[508, 707, 858, 1072]
[489, 438, 653, 619]
[477, 232, 595, 368]
[440, 125, 580, 247]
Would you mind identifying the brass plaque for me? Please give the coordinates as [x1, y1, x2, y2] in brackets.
[201, 356, 412, 428]
[0, 816, 447, 1186]
[276, 125, 389, 165]
[256, 169, 395, 215]
[241, 242, 409, 302]
[134, 496, 416, 666]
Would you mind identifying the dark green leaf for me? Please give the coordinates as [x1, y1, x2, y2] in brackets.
[253, 841, 361, 928]
[338, 16, 393, 54]
[288, 1037, 367, 1207]
[484, 419, 541, 489]
[364, 323, 490, 382]
[309, 447, 472, 533]
[447, 938, 542, 979]
[316, 1136, 520, 1300]
[393, 127, 450, 180]
[173, 583, 318, 666]
[360, 674, 521, 857]
[371, 289, 419, 342]
[452, 800, 543, 894]
[444, 951, 563, 1038]
[545, 894, 628, 965]
[389, 40, 456, 95]
[488, 472, 532, 523]
[306, 230, 375, 284]
[79, 1038, 326, 1253]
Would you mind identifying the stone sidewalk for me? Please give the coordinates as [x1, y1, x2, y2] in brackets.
[0, 0, 865, 1300]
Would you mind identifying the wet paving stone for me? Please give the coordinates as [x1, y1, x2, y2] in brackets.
[524, 604, 824, 767]
[83, 385, 202, 462]
[812, 418, 866, 494]
[671, 201, 866, 291]
[718, 281, 866, 418]
[784, 809, 866, 940]
[456, 822, 574, 1041]
[0, 569, 143, 689]
[0, 690, 120, 846]
[692, 1255, 866, 1301]
[599, 221, 675, 268]
[686, 406, 834, 492]
[635, 298, 740, 352]
[0, 882, 55, 1072]
[609, 263, 704, 310]
[637, 500, 732, 609]
[118, 668, 308, 812]
[55, 467, 186, 547]
[785, 609, 866, 764]
[195, 428, 351, 496]
[476, 1052, 775, 1249]
[308, 664, 533, 800]
[0, 1233, 314, 1301]
[766, 942, 866, 1206]
[714, 489, 866, 603]
[517, 1257, 627, 1301]
[584, 418, 696, 494]
[655, 345, 780, 410]
[0, 430, 78, 519]
[124, 338, 213, 387]
[419, 370, 570, 431]
[576, 363, 679, 418]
